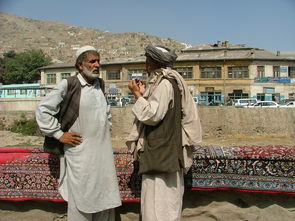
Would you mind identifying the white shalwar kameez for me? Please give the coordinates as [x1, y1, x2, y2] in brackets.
[36, 74, 121, 220]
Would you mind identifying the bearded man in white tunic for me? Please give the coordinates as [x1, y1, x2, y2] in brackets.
[127, 44, 202, 221]
[36, 46, 121, 221]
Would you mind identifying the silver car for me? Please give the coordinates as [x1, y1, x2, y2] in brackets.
[280, 101, 295, 108]
[248, 101, 280, 108]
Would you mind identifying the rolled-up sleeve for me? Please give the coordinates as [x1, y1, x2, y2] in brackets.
[35, 80, 68, 139]
[132, 79, 174, 126]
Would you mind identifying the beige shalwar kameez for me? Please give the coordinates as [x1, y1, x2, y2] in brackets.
[127, 68, 202, 221]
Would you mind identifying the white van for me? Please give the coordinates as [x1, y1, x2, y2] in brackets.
[234, 98, 257, 107]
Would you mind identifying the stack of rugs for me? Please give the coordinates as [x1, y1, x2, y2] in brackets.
[187, 145, 295, 194]
[0, 145, 294, 202]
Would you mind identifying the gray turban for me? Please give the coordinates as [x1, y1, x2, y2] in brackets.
[145, 43, 177, 66]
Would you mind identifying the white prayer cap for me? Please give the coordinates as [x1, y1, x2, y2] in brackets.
[75, 45, 97, 58]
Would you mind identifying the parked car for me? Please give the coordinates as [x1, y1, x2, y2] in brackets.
[280, 101, 295, 108]
[247, 101, 280, 108]
[117, 97, 130, 107]
[193, 96, 199, 104]
[129, 99, 137, 104]
[108, 100, 118, 107]
[234, 98, 257, 108]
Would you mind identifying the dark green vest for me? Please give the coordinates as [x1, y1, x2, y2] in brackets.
[139, 78, 184, 175]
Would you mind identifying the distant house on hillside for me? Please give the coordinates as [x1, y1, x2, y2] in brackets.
[38, 41, 295, 105]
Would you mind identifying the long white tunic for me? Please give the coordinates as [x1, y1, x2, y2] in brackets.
[36, 74, 121, 213]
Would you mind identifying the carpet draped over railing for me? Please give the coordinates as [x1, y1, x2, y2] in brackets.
[0, 145, 294, 202]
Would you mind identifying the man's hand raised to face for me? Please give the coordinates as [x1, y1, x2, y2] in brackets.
[128, 78, 145, 99]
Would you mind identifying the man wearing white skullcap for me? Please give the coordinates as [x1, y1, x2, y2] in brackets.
[36, 46, 121, 220]
[127, 44, 202, 220]
[75, 45, 97, 58]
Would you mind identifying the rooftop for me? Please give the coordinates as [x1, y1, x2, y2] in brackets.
[39, 41, 295, 69]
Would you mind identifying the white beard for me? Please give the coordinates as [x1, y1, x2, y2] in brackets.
[82, 66, 100, 80]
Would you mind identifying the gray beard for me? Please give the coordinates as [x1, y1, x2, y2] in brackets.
[83, 67, 100, 80]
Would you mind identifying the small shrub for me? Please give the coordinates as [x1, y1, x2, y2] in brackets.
[9, 113, 42, 136]
[0, 120, 5, 130]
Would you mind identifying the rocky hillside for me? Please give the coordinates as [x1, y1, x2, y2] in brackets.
[0, 12, 188, 62]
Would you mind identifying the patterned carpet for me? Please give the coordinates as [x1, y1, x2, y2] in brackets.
[188, 146, 295, 194]
[0, 146, 294, 202]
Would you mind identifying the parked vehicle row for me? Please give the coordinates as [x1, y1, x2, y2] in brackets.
[109, 96, 294, 108]
[107, 97, 131, 107]
[234, 99, 295, 108]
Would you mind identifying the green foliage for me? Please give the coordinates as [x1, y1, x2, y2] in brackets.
[10, 113, 42, 136]
[0, 120, 5, 130]
[0, 49, 52, 84]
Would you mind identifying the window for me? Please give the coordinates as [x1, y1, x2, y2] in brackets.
[175, 67, 193, 79]
[257, 93, 265, 101]
[228, 66, 249, 78]
[7, 89, 16, 96]
[107, 70, 120, 80]
[289, 67, 295, 78]
[128, 69, 146, 80]
[273, 66, 280, 77]
[257, 66, 265, 77]
[61, 72, 71, 79]
[46, 73, 56, 84]
[228, 93, 249, 100]
[200, 66, 221, 78]
[20, 89, 27, 95]
[200, 91, 222, 105]
[263, 87, 275, 94]
[228, 89, 249, 100]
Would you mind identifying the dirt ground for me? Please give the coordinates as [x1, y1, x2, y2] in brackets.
[0, 130, 295, 221]
[111, 134, 295, 148]
[2, 130, 295, 148]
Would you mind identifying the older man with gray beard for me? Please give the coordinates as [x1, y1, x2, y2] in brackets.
[36, 46, 121, 221]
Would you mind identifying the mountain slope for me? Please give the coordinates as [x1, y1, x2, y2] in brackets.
[0, 12, 186, 62]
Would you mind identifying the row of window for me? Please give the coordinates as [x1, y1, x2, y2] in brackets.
[106, 66, 249, 80]
[105, 66, 295, 80]
[257, 66, 295, 78]
[45, 66, 295, 83]
[6, 89, 28, 95]
[46, 72, 71, 84]
[2, 89, 38, 97]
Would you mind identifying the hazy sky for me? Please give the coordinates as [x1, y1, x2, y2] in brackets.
[1, 0, 295, 52]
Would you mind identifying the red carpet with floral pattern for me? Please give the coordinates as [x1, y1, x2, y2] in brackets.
[0, 146, 294, 202]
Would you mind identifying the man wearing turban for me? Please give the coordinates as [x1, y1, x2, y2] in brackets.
[127, 44, 202, 221]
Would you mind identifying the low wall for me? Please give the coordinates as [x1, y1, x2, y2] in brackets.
[0, 104, 294, 138]
[198, 106, 295, 138]
[0, 98, 41, 112]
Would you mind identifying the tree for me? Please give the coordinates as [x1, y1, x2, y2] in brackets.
[0, 49, 52, 84]
[0, 50, 17, 83]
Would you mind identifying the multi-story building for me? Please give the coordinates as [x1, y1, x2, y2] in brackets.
[38, 41, 295, 105]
